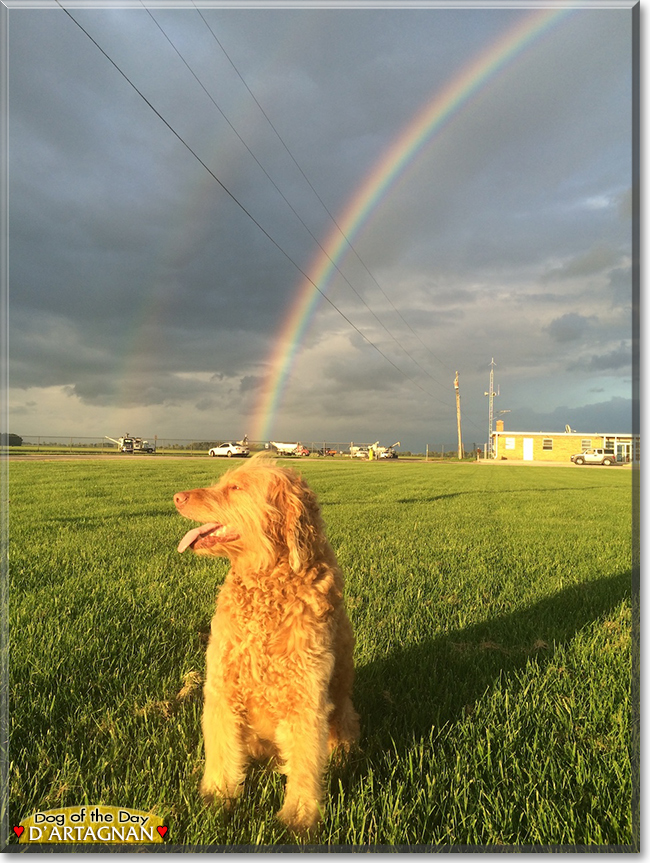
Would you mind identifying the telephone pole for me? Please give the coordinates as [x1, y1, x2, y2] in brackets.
[484, 358, 498, 457]
[454, 371, 464, 460]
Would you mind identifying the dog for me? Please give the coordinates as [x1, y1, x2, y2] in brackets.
[174, 455, 359, 836]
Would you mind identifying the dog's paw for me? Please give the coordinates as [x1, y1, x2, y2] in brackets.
[277, 799, 321, 840]
[199, 776, 241, 809]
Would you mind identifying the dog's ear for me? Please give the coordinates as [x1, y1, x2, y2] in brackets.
[270, 471, 316, 572]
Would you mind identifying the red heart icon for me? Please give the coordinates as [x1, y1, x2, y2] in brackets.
[13, 826, 24, 838]
[157, 826, 167, 838]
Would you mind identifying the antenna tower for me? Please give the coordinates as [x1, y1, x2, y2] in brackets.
[484, 358, 499, 457]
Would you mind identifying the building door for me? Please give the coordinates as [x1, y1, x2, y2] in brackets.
[523, 438, 534, 461]
[616, 442, 631, 463]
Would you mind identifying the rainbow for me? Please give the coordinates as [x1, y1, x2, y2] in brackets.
[250, 6, 571, 442]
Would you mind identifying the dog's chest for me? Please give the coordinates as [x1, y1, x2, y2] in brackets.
[212, 573, 330, 668]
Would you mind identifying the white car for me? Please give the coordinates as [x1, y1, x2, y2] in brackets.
[208, 442, 250, 458]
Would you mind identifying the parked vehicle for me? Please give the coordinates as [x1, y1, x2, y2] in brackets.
[570, 448, 616, 466]
[269, 441, 309, 456]
[317, 447, 338, 457]
[374, 440, 400, 459]
[209, 441, 250, 458]
[351, 441, 400, 459]
[105, 435, 134, 453]
[133, 438, 155, 453]
[106, 434, 156, 454]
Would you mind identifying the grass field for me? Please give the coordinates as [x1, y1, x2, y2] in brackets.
[7, 458, 636, 848]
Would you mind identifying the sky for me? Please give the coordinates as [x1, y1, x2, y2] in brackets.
[6, 1, 636, 452]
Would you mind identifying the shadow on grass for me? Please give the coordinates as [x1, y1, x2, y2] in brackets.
[353, 569, 631, 748]
[396, 486, 612, 505]
[43, 508, 174, 527]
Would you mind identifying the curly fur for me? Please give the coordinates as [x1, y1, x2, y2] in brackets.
[174, 454, 359, 835]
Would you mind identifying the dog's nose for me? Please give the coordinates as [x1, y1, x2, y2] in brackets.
[174, 492, 189, 507]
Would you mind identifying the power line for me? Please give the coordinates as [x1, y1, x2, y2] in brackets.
[191, 6, 487, 436]
[56, 3, 457, 412]
[141, 3, 452, 395]
[193, 2, 454, 375]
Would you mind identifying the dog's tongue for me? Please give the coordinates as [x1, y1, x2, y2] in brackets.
[178, 523, 221, 553]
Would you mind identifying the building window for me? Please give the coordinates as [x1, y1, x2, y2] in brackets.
[581, 439, 591, 450]
[505, 437, 515, 450]
[542, 439, 553, 451]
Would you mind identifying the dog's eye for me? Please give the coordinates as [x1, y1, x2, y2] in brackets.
[229, 484, 242, 492]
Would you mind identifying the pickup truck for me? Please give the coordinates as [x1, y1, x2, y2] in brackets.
[570, 449, 616, 466]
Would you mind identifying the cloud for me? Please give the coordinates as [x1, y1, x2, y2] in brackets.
[567, 342, 632, 373]
[545, 313, 596, 344]
[608, 265, 633, 308]
[239, 375, 264, 394]
[6, 7, 633, 450]
[506, 397, 632, 435]
[541, 244, 623, 282]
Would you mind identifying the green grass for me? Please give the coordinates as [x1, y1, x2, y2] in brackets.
[7, 459, 635, 847]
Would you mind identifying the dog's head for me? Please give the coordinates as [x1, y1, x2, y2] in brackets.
[174, 455, 324, 572]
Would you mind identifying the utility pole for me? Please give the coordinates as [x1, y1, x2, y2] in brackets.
[454, 371, 464, 460]
[484, 358, 498, 458]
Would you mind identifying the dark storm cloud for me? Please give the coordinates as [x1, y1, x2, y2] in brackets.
[608, 266, 633, 308]
[6, 5, 634, 447]
[509, 397, 632, 435]
[545, 313, 596, 344]
[568, 343, 632, 374]
[322, 348, 405, 395]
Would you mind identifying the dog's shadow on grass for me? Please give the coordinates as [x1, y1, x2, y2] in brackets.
[351, 569, 631, 754]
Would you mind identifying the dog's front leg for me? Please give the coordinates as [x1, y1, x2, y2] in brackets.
[200, 672, 247, 805]
[275, 710, 330, 837]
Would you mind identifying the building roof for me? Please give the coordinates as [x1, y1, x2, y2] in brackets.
[492, 430, 635, 437]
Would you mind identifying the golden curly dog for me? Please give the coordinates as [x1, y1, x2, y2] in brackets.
[174, 455, 359, 836]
